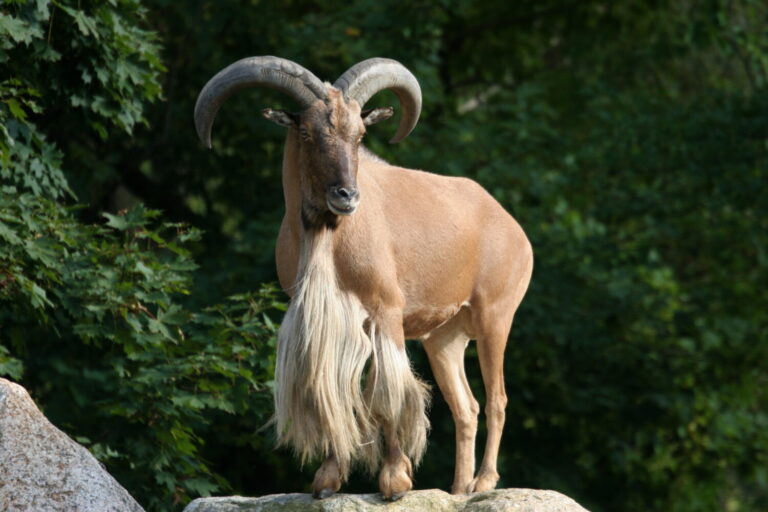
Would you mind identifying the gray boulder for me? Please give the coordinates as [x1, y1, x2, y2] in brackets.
[184, 488, 589, 512]
[0, 378, 144, 512]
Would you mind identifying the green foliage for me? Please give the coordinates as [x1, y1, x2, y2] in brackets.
[1, 1, 281, 509]
[1, 0, 163, 134]
[1, 0, 163, 201]
[1, 0, 767, 511]
[0, 189, 282, 508]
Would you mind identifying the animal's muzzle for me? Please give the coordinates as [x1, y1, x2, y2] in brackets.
[327, 186, 360, 215]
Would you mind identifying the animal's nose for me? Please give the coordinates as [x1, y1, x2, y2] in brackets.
[331, 186, 358, 201]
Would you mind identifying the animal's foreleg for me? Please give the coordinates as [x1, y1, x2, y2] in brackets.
[378, 419, 413, 501]
[367, 310, 429, 500]
[312, 453, 342, 499]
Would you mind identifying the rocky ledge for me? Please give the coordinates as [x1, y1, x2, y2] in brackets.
[184, 488, 589, 512]
[0, 378, 144, 512]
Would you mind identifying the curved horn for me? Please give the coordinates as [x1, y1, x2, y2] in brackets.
[195, 56, 327, 148]
[333, 58, 421, 143]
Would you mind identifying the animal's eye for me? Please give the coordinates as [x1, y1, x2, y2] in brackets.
[300, 127, 311, 140]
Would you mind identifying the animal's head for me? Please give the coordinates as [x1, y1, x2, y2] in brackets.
[194, 57, 421, 222]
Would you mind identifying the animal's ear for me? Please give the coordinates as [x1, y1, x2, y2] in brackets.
[361, 107, 394, 126]
[261, 108, 298, 127]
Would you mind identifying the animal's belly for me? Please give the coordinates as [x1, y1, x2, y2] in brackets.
[402, 302, 466, 339]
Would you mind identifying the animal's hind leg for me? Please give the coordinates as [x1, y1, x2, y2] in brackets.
[470, 309, 514, 493]
[423, 316, 479, 494]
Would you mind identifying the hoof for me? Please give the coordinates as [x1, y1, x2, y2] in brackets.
[450, 481, 474, 495]
[378, 453, 413, 501]
[381, 491, 407, 502]
[390, 491, 407, 501]
[469, 470, 499, 493]
[312, 456, 342, 499]
[313, 488, 336, 499]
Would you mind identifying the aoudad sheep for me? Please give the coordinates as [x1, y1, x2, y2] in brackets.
[194, 56, 533, 500]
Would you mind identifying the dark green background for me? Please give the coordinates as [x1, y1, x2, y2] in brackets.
[1, 1, 766, 511]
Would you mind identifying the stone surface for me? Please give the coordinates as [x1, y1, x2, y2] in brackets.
[183, 488, 589, 512]
[0, 378, 144, 512]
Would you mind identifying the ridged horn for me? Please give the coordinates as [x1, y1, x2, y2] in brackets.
[195, 56, 327, 148]
[334, 58, 421, 143]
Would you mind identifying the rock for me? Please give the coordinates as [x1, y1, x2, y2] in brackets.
[0, 378, 144, 512]
[183, 488, 589, 512]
